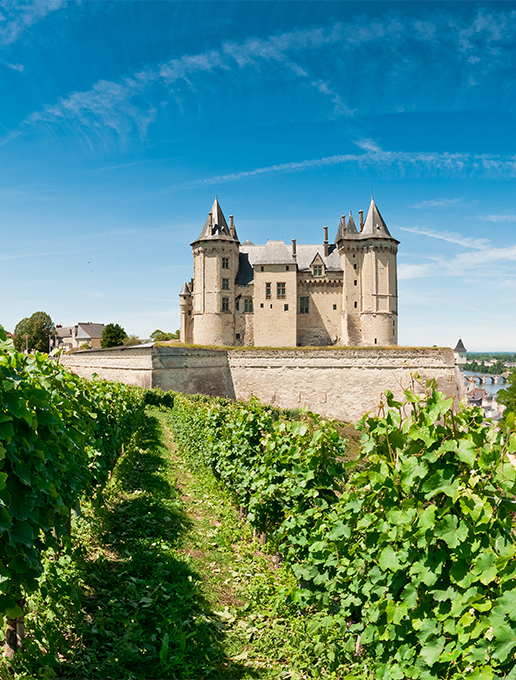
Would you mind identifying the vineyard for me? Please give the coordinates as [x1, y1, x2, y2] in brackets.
[1, 323, 516, 679]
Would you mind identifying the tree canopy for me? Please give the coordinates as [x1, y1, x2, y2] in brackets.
[101, 323, 127, 348]
[150, 329, 180, 342]
[13, 311, 55, 353]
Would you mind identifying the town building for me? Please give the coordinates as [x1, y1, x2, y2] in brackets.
[56, 323, 105, 350]
[179, 197, 399, 347]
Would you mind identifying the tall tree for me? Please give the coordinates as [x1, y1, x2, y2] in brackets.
[101, 323, 127, 348]
[13, 311, 55, 353]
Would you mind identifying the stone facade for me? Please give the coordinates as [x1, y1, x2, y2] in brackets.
[61, 345, 463, 424]
[179, 197, 399, 348]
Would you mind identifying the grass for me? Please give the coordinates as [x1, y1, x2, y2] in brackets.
[3, 409, 370, 680]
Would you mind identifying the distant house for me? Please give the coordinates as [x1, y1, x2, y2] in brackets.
[56, 323, 105, 350]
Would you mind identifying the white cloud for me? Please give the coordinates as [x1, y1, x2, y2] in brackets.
[399, 226, 489, 250]
[19, 6, 516, 142]
[411, 198, 462, 208]
[480, 214, 516, 222]
[0, 0, 65, 46]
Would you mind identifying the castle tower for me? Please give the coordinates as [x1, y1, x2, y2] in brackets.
[189, 197, 240, 346]
[337, 198, 399, 346]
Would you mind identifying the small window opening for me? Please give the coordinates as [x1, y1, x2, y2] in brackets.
[265, 283, 271, 299]
[374, 338, 377, 345]
[222, 278, 229, 290]
[333, 304, 337, 310]
[286, 265, 289, 271]
[236, 333, 240, 339]
[277, 282, 286, 298]
[222, 298, 229, 312]
[222, 257, 229, 269]
[354, 301, 358, 309]
[260, 303, 264, 308]
[260, 266, 264, 272]
[354, 280, 357, 286]
[284, 304, 289, 311]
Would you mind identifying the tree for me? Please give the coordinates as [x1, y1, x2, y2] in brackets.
[101, 323, 127, 348]
[13, 311, 55, 353]
[497, 369, 516, 425]
[122, 334, 142, 346]
[150, 329, 180, 342]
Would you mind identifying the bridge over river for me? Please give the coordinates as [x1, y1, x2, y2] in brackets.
[465, 371, 509, 385]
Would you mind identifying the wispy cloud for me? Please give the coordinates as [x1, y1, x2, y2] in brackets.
[411, 198, 462, 208]
[480, 214, 516, 222]
[399, 226, 489, 250]
[17, 6, 516, 143]
[398, 225, 516, 281]
[1, 59, 23, 71]
[0, 0, 66, 47]
[154, 142, 516, 194]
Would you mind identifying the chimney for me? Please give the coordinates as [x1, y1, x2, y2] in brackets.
[229, 215, 235, 238]
[323, 226, 329, 257]
[292, 239, 297, 261]
[359, 210, 364, 231]
[208, 212, 213, 236]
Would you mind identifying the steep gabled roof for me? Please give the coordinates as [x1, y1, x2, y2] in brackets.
[192, 197, 239, 244]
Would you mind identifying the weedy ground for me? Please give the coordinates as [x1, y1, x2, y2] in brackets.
[3, 410, 369, 680]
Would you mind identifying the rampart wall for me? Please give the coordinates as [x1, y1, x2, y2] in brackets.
[61, 345, 463, 423]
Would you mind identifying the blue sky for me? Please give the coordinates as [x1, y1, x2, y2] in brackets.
[1, 0, 516, 350]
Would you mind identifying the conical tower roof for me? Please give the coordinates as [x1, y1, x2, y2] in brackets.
[192, 197, 239, 244]
[454, 338, 467, 352]
[334, 215, 345, 243]
[362, 197, 394, 239]
[345, 211, 358, 235]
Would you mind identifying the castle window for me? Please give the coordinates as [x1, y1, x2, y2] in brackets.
[354, 301, 358, 309]
[265, 283, 271, 299]
[353, 264, 357, 270]
[277, 282, 286, 298]
[260, 266, 264, 272]
[260, 303, 264, 308]
[222, 298, 229, 312]
[300, 297, 309, 314]
[313, 265, 323, 276]
[222, 257, 229, 269]
[244, 298, 253, 313]
[284, 304, 289, 311]
[235, 299, 240, 311]
[286, 266, 289, 271]
[333, 304, 337, 310]
[222, 278, 229, 290]
[236, 333, 240, 339]
[354, 280, 357, 286]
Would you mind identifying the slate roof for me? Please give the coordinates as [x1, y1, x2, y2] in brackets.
[454, 338, 467, 352]
[335, 198, 399, 244]
[236, 240, 342, 285]
[192, 197, 239, 244]
[77, 323, 105, 339]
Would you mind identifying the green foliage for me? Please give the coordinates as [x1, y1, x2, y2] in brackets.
[122, 334, 142, 346]
[150, 329, 180, 341]
[101, 323, 127, 348]
[0, 323, 145, 627]
[12, 311, 55, 353]
[497, 369, 516, 426]
[166, 385, 516, 679]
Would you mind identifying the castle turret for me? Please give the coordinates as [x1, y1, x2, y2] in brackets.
[189, 197, 240, 346]
[337, 199, 399, 346]
[179, 281, 193, 343]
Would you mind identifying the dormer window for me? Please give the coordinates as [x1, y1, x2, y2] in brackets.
[310, 253, 325, 277]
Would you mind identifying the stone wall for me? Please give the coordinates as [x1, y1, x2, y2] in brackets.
[62, 345, 463, 423]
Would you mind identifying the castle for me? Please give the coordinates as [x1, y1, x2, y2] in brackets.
[179, 196, 399, 347]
